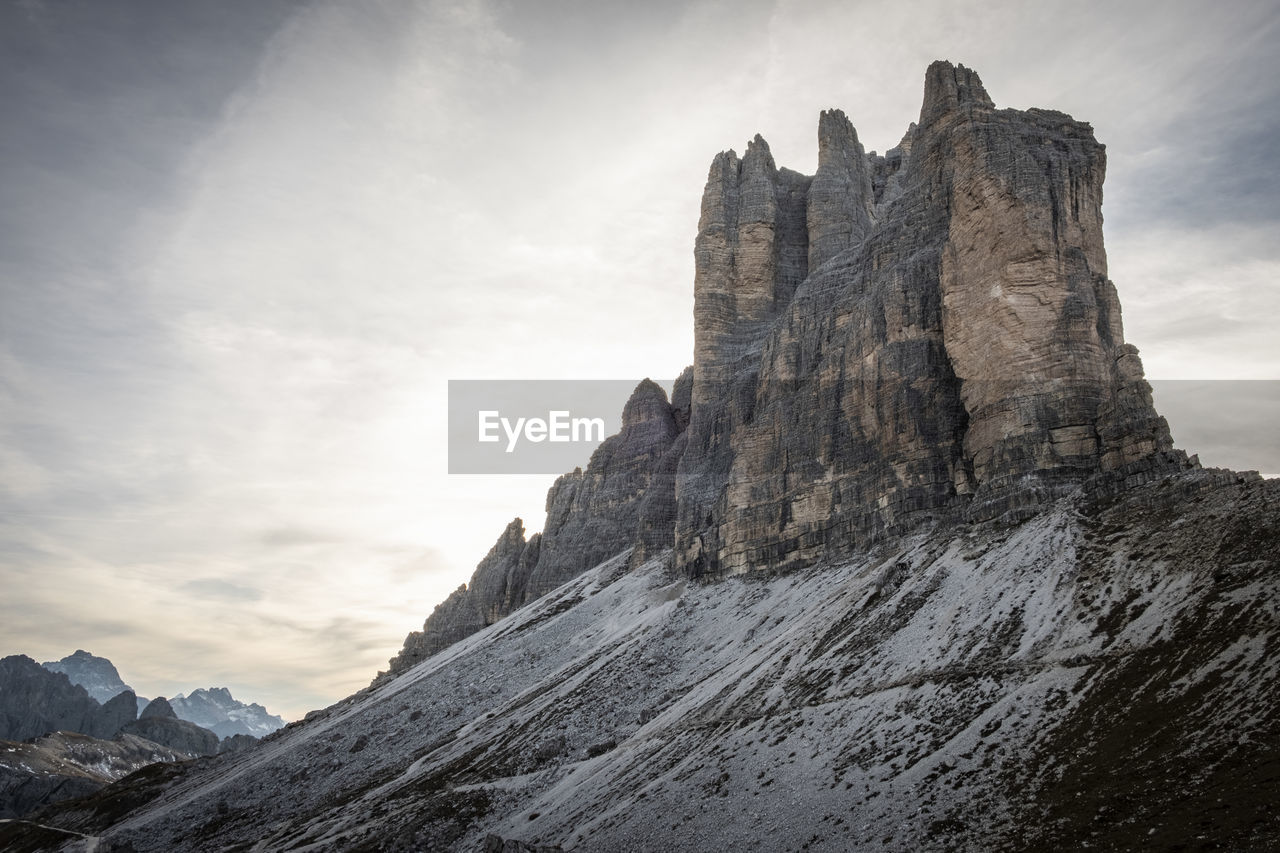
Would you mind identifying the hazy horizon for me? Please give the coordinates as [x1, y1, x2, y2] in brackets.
[2, 0, 1278, 721]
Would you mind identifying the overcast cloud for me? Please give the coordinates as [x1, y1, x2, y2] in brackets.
[2, 0, 1277, 720]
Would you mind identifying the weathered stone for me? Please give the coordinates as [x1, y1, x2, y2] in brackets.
[673, 59, 1188, 578]
[384, 379, 688, 677]
[807, 108, 875, 271]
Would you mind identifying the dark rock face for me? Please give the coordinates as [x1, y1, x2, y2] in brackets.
[139, 697, 177, 720]
[96, 690, 140, 740]
[41, 650, 133, 705]
[673, 60, 1187, 578]
[384, 378, 689, 677]
[218, 733, 259, 755]
[120, 717, 218, 757]
[0, 655, 136, 742]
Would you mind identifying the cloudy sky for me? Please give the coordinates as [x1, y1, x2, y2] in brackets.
[2, 0, 1277, 721]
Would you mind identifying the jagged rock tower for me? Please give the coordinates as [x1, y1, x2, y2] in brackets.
[674, 60, 1185, 578]
[386, 61, 1189, 675]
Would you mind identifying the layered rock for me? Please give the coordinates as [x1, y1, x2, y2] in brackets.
[393, 59, 1190, 660]
[384, 378, 689, 677]
[673, 60, 1187, 578]
[806, 108, 875, 270]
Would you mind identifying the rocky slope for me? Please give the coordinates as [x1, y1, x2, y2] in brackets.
[0, 732, 195, 820]
[11, 471, 1277, 850]
[5, 61, 1276, 850]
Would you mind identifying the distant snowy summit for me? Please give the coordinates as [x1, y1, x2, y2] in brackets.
[40, 650, 285, 738]
[41, 649, 132, 705]
[170, 687, 285, 739]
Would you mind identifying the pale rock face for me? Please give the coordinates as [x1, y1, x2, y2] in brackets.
[807, 108, 875, 271]
[41, 650, 133, 705]
[672, 59, 1186, 578]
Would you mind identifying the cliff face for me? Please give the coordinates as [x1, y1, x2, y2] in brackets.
[385, 60, 1190, 671]
[674, 61, 1185, 578]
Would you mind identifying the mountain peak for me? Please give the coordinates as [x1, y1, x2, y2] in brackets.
[919, 59, 994, 127]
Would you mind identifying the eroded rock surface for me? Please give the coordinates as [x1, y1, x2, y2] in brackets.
[673, 60, 1186, 578]
[384, 378, 690, 677]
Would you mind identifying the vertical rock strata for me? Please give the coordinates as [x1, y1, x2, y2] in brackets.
[389, 60, 1189, 671]
[674, 60, 1185, 578]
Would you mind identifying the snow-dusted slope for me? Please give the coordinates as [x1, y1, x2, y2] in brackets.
[15, 471, 1279, 851]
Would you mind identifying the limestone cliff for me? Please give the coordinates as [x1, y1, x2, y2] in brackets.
[390, 59, 1188, 664]
[674, 60, 1186, 578]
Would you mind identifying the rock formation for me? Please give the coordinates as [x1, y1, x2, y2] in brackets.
[11, 60, 1275, 853]
[383, 376, 690, 677]
[41, 650, 134, 705]
[0, 655, 137, 742]
[384, 60, 1189, 672]
[674, 60, 1185, 578]
[169, 687, 285, 739]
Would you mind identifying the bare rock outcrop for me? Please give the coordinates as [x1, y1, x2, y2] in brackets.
[392, 59, 1192, 661]
[0, 655, 137, 742]
[673, 60, 1188, 578]
[384, 378, 689, 677]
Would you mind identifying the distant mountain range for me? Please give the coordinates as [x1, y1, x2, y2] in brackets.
[0, 650, 285, 819]
[40, 650, 284, 738]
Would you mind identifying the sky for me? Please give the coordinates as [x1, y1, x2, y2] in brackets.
[1, 0, 1278, 722]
